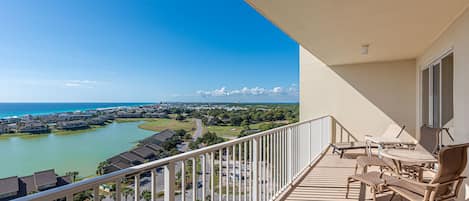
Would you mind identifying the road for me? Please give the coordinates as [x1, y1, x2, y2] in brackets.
[193, 119, 203, 139]
[179, 118, 203, 152]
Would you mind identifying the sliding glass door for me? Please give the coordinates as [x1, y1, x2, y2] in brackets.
[421, 52, 453, 128]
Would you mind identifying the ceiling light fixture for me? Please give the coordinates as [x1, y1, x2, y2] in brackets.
[361, 44, 370, 55]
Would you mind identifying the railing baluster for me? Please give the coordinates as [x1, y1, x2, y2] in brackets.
[152, 169, 158, 201]
[238, 144, 242, 201]
[243, 141, 247, 201]
[211, 152, 215, 201]
[181, 161, 186, 201]
[115, 178, 121, 201]
[164, 163, 175, 201]
[263, 136, 267, 201]
[272, 132, 276, 196]
[232, 145, 236, 201]
[252, 137, 259, 201]
[219, 149, 223, 201]
[93, 186, 99, 201]
[286, 128, 293, 183]
[135, 174, 140, 201]
[226, 147, 230, 201]
[259, 136, 263, 201]
[193, 158, 197, 201]
[249, 140, 253, 201]
[269, 134, 273, 199]
[202, 154, 206, 201]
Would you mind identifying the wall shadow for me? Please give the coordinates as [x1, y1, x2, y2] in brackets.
[329, 59, 417, 135]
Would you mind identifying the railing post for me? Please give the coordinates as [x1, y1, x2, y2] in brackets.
[93, 186, 99, 201]
[115, 179, 121, 201]
[252, 137, 259, 201]
[330, 116, 336, 144]
[134, 174, 140, 201]
[308, 122, 312, 162]
[164, 162, 175, 201]
[151, 169, 158, 201]
[287, 127, 293, 182]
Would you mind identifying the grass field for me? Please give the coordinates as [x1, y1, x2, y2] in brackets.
[114, 118, 154, 123]
[206, 125, 242, 139]
[52, 125, 104, 135]
[0, 125, 106, 139]
[0, 133, 48, 140]
[206, 120, 290, 139]
[138, 118, 196, 133]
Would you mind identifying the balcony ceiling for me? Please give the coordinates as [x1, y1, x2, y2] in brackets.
[246, 0, 469, 65]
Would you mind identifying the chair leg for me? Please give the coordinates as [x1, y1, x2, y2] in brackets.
[345, 178, 351, 198]
[389, 192, 395, 201]
[372, 188, 377, 201]
[354, 163, 359, 174]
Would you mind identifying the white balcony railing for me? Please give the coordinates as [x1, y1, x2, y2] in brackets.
[15, 115, 351, 201]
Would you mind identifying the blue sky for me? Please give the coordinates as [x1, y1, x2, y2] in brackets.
[0, 0, 299, 103]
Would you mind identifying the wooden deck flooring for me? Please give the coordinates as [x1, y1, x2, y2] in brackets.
[281, 148, 399, 201]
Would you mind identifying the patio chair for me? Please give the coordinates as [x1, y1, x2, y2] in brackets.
[419, 126, 440, 154]
[365, 124, 418, 151]
[346, 156, 395, 201]
[346, 171, 397, 201]
[354, 155, 393, 174]
[384, 143, 469, 201]
[331, 124, 416, 158]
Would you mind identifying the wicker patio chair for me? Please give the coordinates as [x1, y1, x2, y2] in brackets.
[384, 143, 469, 201]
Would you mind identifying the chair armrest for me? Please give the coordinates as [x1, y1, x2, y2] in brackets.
[437, 176, 466, 186]
[383, 173, 438, 190]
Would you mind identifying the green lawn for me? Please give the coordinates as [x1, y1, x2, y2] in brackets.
[206, 120, 290, 139]
[206, 125, 243, 139]
[0, 133, 48, 140]
[138, 118, 196, 133]
[52, 125, 104, 135]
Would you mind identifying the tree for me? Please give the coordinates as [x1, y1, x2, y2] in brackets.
[240, 120, 250, 127]
[230, 116, 242, 126]
[74, 190, 92, 201]
[65, 171, 79, 182]
[197, 132, 225, 146]
[96, 161, 109, 176]
[122, 187, 134, 201]
[175, 129, 187, 137]
[175, 114, 185, 121]
[142, 190, 152, 201]
[189, 141, 199, 150]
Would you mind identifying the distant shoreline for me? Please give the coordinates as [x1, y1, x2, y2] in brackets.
[0, 102, 154, 119]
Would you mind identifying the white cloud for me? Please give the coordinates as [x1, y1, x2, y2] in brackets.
[64, 80, 98, 88]
[197, 85, 298, 97]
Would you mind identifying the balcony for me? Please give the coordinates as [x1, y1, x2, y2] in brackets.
[15, 116, 379, 201]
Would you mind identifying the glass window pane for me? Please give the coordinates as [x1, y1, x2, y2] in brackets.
[432, 63, 440, 128]
[441, 53, 454, 126]
[422, 69, 429, 126]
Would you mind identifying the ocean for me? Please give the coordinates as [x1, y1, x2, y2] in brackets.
[0, 102, 153, 118]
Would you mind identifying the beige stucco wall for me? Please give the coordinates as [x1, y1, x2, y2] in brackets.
[300, 46, 417, 139]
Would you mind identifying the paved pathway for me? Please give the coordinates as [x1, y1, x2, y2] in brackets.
[179, 119, 203, 152]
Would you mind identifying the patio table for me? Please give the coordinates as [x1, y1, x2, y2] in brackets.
[380, 148, 437, 181]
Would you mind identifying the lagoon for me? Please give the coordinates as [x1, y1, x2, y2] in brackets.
[0, 121, 154, 178]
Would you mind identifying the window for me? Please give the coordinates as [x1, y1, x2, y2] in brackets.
[421, 52, 454, 128]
